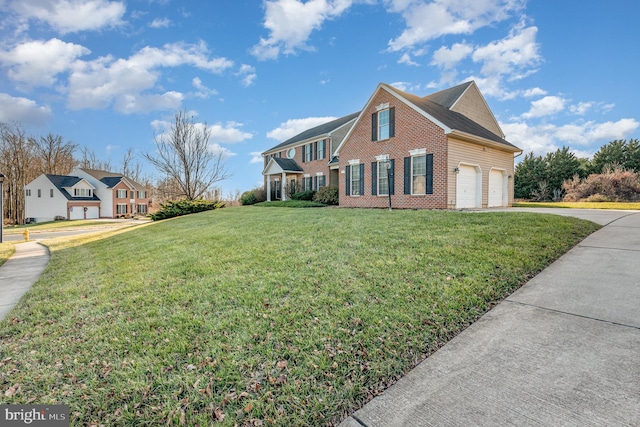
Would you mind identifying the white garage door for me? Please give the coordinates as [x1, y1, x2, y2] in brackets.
[69, 206, 99, 220]
[488, 170, 506, 207]
[456, 165, 479, 208]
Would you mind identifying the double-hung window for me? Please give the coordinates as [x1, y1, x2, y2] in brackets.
[372, 105, 395, 141]
[303, 176, 313, 191]
[372, 158, 395, 196]
[378, 161, 390, 195]
[404, 151, 433, 195]
[316, 174, 326, 190]
[317, 139, 326, 160]
[116, 204, 128, 214]
[346, 161, 364, 196]
[116, 189, 127, 198]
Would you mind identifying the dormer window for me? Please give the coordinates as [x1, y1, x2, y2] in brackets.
[74, 188, 92, 197]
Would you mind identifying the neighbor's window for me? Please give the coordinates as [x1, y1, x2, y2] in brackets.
[317, 174, 326, 190]
[305, 143, 313, 162]
[116, 204, 128, 214]
[37, 189, 41, 198]
[116, 189, 127, 198]
[274, 179, 281, 199]
[74, 188, 91, 197]
[137, 191, 147, 198]
[50, 189, 54, 197]
[25, 189, 31, 197]
[137, 204, 147, 214]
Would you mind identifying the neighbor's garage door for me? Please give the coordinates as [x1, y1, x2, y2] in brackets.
[488, 169, 506, 207]
[456, 165, 479, 208]
[69, 206, 99, 220]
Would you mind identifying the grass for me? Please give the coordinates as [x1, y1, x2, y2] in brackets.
[514, 201, 640, 210]
[0, 208, 600, 426]
[0, 242, 15, 267]
[3, 219, 145, 234]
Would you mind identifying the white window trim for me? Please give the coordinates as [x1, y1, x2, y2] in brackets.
[409, 148, 426, 156]
[376, 102, 390, 111]
[348, 159, 360, 165]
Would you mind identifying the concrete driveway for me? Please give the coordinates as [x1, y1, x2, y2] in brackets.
[341, 208, 640, 426]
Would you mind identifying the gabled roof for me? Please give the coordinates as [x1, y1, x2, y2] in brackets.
[78, 168, 144, 190]
[424, 81, 473, 109]
[336, 82, 520, 155]
[45, 174, 100, 201]
[263, 112, 359, 155]
[263, 157, 304, 175]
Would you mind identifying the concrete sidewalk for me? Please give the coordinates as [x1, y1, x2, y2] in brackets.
[341, 209, 640, 426]
[0, 241, 50, 322]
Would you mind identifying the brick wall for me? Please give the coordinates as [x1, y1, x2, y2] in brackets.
[338, 89, 450, 209]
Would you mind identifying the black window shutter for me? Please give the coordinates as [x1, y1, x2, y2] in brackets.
[313, 142, 317, 161]
[314, 176, 317, 190]
[323, 139, 327, 159]
[371, 113, 377, 141]
[389, 107, 395, 138]
[345, 165, 351, 196]
[390, 159, 395, 195]
[371, 162, 377, 195]
[301, 145, 306, 163]
[426, 154, 434, 194]
[359, 163, 365, 196]
[404, 157, 411, 194]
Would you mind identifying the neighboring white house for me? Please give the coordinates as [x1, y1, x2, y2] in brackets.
[25, 174, 101, 222]
[24, 168, 151, 222]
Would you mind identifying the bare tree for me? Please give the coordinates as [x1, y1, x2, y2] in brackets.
[121, 147, 145, 183]
[30, 133, 78, 175]
[0, 122, 34, 224]
[143, 110, 230, 200]
[78, 146, 112, 171]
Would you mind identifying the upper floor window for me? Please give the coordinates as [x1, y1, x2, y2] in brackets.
[372, 106, 395, 141]
[137, 191, 147, 199]
[50, 189, 54, 198]
[74, 188, 92, 197]
[116, 189, 127, 198]
[317, 139, 326, 160]
[25, 189, 31, 197]
[37, 189, 41, 198]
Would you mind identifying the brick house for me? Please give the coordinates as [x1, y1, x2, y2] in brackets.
[262, 112, 358, 200]
[73, 168, 150, 217]
[262, 81, 521, 208]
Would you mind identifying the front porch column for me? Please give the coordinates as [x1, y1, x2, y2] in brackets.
[266, 177, 271, 202]
[281, 172, 287, 201]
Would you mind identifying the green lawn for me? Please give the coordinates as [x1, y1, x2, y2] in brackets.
[514, 201, 640, 210]
[0, 242, 15, 267]
[0, 207, 600, 426]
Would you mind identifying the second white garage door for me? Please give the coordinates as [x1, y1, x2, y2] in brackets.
[488, 169, 506, 207]
[456, 165, 479, 208]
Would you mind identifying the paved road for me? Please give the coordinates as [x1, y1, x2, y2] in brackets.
[341, 208, 640, 427]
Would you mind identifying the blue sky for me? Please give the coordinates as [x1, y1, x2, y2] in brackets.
[1, 0, 638, 196]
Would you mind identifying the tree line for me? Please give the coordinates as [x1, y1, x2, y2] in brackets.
[515, 139, 640, 201]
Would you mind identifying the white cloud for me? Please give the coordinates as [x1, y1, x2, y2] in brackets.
[236, 64, 257, 87]
[191, 77, 218, 99]
[65, 41, 234, 112]
[0, 93, 52, 125]
[267, 116, 337, 141]
[522, 95, 566, 119]
[210, 143, 237, 159]
[209, 122, 253, 144]
[569, 102, 593, 116]
[398, 52, 419, 66]
[252, 0, 354, 60]
[502, 118, 640, 157]
[471, 24, 540, 78]
[249, 151, 264, 164]
[8, 0, 126, 34]
[387, 0, 525, 52]
[149, 17, 171, 28]
[0, 38, 90, 88]
[522, 87, 546, 98]
[431, 42, 473, 69]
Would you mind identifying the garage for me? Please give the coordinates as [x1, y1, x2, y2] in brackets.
[488, 169, 507, 207]
[456, 165, 480, 208]
[69, 205, 99, 220]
